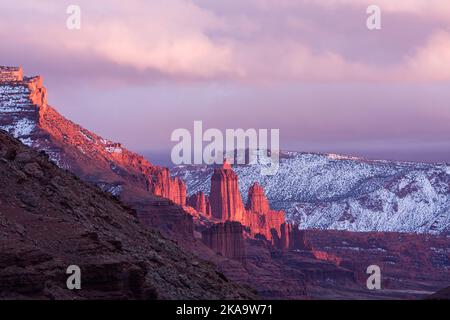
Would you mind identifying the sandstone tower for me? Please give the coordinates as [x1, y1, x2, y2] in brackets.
[209, 160, 246, 221]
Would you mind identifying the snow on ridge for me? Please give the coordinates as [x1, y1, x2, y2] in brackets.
[1, 118, 35, 137]
[327, 153, 361, 161]
[105, 146, 123, 154]
[172, 151, 450, 234]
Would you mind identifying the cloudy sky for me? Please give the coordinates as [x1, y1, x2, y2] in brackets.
[1, 0, 449, 163]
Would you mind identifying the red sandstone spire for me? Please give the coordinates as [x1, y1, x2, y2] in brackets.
[187, 191, 211, 216]
[246, 182, 270, 213]
[222, 159, 232, 170]
[208, 164, 287, 244]
[209, 161, 246, 221]
[243, 182, 286, 243]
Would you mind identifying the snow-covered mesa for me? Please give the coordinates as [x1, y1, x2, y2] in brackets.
[172, 151, 450, 235]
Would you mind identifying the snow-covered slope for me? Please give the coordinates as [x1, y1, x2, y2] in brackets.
[0, 81, 39, 146]
[0, 69, 187, 205]
[172, 152, 450, 235]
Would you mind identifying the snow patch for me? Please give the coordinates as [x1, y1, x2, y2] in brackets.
[1, 118, 35, 137]
[105, 147, 122, 154]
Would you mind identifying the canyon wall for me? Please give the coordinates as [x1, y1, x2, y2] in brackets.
[0, 66, 186, 206]
[209, 161, 246, 221]
[202, 221, 246, 261]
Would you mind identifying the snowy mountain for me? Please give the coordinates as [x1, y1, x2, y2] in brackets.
[2, 66, 449, 235]
[172, 151, 450, 235]
[0, 67, 187, 205]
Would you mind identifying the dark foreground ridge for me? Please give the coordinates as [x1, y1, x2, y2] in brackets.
[0, 129, 255, 299]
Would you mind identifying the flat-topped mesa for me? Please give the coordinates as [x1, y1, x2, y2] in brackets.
[0, 66, 47, 112]
[0, 66, 187, 206]
[209, 160, 246, 221]
[0, 67, 48, 148]
[187, 191, 211, 216]
[0, 66, 23, 82]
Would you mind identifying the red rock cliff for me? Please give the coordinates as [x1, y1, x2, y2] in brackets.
[209, 164, 287, 243]
[187, 191, 211, 216]
[272, 223, 312, 250]
[209, 161, 246, 221]
[202, 221, 246, 262]
[246, 183, 270, 213]
[244, 182, 286, 242]
[0, 67, 186, 206]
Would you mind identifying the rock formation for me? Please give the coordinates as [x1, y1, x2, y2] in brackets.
[209, 160, 246, 221]
[187, 191, 211, 216]
[209, 164, 288, 243]
[244, 182, 286, 242]
[0, 129, 254, 300]
[245, 182, 270, 213]
[0, 66, 186, 206]
[0, 66, 23, 82]
[202, 222, 246, 262]
[271, 223, 312, 251]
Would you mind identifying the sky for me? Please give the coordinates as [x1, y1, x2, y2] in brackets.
[1, 0, 449, 164]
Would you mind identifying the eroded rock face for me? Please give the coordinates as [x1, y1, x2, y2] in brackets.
[4, 66, 448, 301]
[209, 161, 246, 222]
[271, 223, 312, 251]
[300, 229, 450, 295]
[0, 130, 255, 300]
[202, 222, 246, 262]
[0, 66, 23, 82]
[209, 165, 288, 243]
[173, 152, 450, 236]
[0, 67, 186, 206]
[246, 183, 270, 213]
[187, 191, 211, 217]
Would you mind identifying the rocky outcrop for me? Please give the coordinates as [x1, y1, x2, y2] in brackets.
[272, 223, 312, 251]
[299, 229, 450, 295]
[209, 165, 287, 243]
[0, 66, 23, 82]
[244, 183, 286, 242]
[27, 76, 47, 110]
[246, 183, 270, 213]
[0, 73, 46, 149]
[209, 161, 246, 221]
[149, 169, 186, 205]
[187, 191, 211, 216]
[272, 223, 291, 250]
[173, 151, 450, 236]
[202, 222, 246, 262]
[0, 130, 255, 300]
[0, 66, 186, 206]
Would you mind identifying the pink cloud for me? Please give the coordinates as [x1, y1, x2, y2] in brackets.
[402, 30, 450, 81]
[2, 0, 450, 83]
